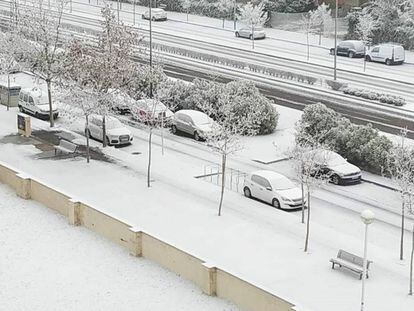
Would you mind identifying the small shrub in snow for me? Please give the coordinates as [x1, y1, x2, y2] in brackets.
[326, 79, 348, 91]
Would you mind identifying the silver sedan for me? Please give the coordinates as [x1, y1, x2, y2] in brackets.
[235, 27, 266, 40]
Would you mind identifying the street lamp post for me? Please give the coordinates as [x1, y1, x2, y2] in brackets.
[360, 209, 375, 311]
[149, 0, 153, 98]
[333, 0, 338, 80]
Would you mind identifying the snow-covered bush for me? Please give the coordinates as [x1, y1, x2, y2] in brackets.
[343, 87, 406, 106]
[297, 103, 393, 174]
[159, 78, 278, 135]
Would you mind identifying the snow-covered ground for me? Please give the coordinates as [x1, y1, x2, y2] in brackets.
[0, 183, 238, 311]
[0, 104, 413, 311]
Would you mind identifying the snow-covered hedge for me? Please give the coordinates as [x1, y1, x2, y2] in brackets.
[325, 79, 348, 91]
[158, 78, 279, 135]
[343, 87, 406, 106]
[296, 103, 393, 174]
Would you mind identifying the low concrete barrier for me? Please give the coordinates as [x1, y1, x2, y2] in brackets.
[0, 161, 297, 311]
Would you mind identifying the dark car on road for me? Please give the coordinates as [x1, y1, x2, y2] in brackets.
[330, 40, 365, 58]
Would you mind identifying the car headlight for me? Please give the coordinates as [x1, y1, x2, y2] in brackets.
[281, 196, 291, 202]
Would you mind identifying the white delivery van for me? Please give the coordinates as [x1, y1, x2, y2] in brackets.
[18, 87, 59, 120]
[365, 44, 405, 65]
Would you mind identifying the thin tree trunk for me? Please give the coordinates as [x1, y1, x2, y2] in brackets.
[301, 182, 305, 224]
[7, 73, 10, 111]
[251, 25, 255, 50]
[401, 199, 405, 260]
[319, 32, 321, 45]
[306, 31, 310, 61]
[102, 114, 107, 147]
[46, 79, 54, 127]
[222, 18, 225, 28]
[85, 115, 90, 163]
[409, 223, 413, 295]
[304, 189, 311, 252]
[161, 114, 164, 156]
[147, 128, 152, 188]
[218, 153, 226, 216]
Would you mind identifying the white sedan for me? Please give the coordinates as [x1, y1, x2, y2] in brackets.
[243, 170, 305, 210]
[142, 8, 167, 21]
[86, 115, 133, 146]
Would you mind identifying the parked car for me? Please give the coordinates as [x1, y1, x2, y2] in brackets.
[171, 109, 217, 141]
[86, 115, 133, 146]
[131, 99, 173, 125]
[18, 87, 59, 120]
[110, 89, 134, 115]
[235, 26, 266, 40]
[142, 8, 167, 21]
[329, 40, 365, 58]
[243, 170, 305, 210]
[365, 44, 405, 65]
[308, 149, 362, 185]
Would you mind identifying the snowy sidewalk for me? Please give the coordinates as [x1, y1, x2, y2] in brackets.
[0, 106, 413, 311]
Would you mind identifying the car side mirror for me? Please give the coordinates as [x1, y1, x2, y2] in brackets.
[266, 187, 272, 191]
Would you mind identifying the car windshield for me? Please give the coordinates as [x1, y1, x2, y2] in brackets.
[106, 119, 123, 129]
[270, 177, 295, 190]
[254, 27, 264, 31]
[192, 114, 212, 125]
[327, 154, 347, 166]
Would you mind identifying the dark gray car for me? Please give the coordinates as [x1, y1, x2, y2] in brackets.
[330, 40, 365, 58]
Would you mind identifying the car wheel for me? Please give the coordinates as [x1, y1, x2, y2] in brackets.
[348, 51, 354, 58]
[330, 49, 335, 55]
[272, 198, 281, 209]
[152, 17, 156, 21]
[34, 112, 39, 118]
[385, 58, 392, 66]
[105, 136, 110, 146]
[365, 55, 371, 62]
[142, 14, 145, 19]
[235, 32, 239, 37]
[243, 187, 251, 198]
[249, 34, 253, 40]
[171, 125, 177, 134]
[18, 105, 23, 112]
[194, 131, 200, 141]
[85, 129, 92, 139]
[331, 174, 340, 185]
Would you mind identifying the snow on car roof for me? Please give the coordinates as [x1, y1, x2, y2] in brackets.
[251, 170, 285, 180]
[152, 8, 165, 12]
[177, 110, 211, 123]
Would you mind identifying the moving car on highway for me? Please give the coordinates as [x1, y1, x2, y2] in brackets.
[308, 149, 362, 185]
[171, 110, 217, 141]
[365, 44, 405, 65]
[330, 40, 365, 58]
[243, 170, 305, 210]
[86, 115, 133, 146]
[142, 8, 167, 21]
[235, 27, 266, 40]
[18, 87, 59, 120]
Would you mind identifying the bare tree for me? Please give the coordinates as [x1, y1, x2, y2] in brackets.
[300, 12, 313, 62]
[409, 194, 414, 295]
[181, 0, 191, 22]
[217, 0, 234, 28]
[291, 130, 332, 252]
[0, 32, 21, 111]
[310, 2, 332, 46]
[356, 8, 378, 71]
[386, 128, 414, 260]
[16, 0, 68, 127]
[237, 1, 268, 49]
[200, 90, 269, 216]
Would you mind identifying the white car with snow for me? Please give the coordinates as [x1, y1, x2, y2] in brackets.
[142, 8, 167, 21]
[86, 115, 133, 146]
[365, 44, 405, 65]
[171, 110, 217, 141]
[132, 99, 173, 126]
[308, 149, 362, 185]
[243, 170, 305, 210]
[18, 87, 59, 120]
[235, 26, 266, 40]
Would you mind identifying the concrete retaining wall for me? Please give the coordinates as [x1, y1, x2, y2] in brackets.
[0, 161, 297, 311]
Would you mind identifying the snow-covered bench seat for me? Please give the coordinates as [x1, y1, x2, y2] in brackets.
[330, 249, 372, 279]
[54, 139, 79, 157]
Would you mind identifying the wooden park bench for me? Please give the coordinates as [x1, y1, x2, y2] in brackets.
[54, 139, 79, 157]
[330, 249, 373, 280]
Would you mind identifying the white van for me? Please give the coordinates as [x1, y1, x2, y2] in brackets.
[18, 87, 59, 120]
[365, 44, 405, 65]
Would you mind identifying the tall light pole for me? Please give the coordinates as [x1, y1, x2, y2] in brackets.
[360, 209, 375, 311]
[233, 0, 237, 30]
[333, 0, 338, 80]
[149, 0, 153, 98]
